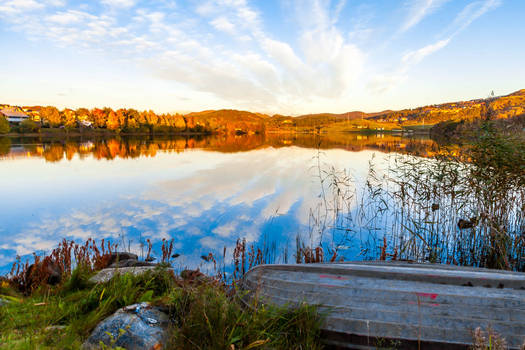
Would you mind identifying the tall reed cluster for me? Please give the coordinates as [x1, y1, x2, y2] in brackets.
[306, 125, 525, 271]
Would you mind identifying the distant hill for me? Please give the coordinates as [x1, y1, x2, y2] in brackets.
[185, 109, 269, 121]
[183, 109, 267, 134]
[2, 89, 524, 135]
[365, 90, 525, 126]
[266, 89, 525, 132]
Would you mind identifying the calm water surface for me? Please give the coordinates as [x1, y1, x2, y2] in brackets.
[0, 134, 438, 273]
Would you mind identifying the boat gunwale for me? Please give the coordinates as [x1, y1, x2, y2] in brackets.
[245, 262, 525, 290]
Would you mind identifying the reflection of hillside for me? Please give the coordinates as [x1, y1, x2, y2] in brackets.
[265, 133, 440, 157]
[0, 133, 443, 161]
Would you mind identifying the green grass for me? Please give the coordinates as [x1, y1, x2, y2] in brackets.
[402, 124, 434, 131]
[164, 284, 322, 350]
[0, 267, 324, 350]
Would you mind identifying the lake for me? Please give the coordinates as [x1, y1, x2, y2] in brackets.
[0, 133, 439, 274]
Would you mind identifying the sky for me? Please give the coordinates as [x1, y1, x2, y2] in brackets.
[1, 0, 524, 115]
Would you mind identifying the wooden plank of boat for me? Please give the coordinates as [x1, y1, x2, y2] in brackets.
[242, 261, 525, 349]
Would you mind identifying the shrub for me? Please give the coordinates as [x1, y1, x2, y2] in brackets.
[19, 119, 40, 133]
[0, 115, 9, 134]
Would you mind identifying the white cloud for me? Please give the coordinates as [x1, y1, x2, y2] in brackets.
[46, 10, 88, 25]
[400, 0, 450, 33]
[451, 0, 502, 34]
[101, 0, 135, 8]
[212, 222, 238, 237]
[402, 38, 450, 65]
[210, 16, 236, 35]
[368, 38, 451, 94]
[371, 0, 500, 94]
[0, 0, 44, 13]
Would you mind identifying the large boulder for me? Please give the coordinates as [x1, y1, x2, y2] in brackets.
[89, 266, 173, 284]
[82, 302, 169, 350]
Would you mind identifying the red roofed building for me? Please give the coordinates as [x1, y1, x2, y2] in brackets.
[0, 108, 30, 123]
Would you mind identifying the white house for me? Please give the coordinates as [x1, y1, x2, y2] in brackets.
[0, 108, 30, 123]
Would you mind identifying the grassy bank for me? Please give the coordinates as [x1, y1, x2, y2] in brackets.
[0, 266, 322, 350]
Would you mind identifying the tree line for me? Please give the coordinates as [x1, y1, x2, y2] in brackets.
[40, 106, 190, 133]
[1, 106, 266, 135]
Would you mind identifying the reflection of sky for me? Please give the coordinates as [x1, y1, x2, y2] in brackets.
[0, 146, 384, 274]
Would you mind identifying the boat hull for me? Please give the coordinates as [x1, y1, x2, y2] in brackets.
[242, 261, 525, 349]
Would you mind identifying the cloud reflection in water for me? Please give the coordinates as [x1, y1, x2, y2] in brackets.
[0, 138, 401, 273]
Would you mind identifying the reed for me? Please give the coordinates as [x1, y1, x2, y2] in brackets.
[302, 124, 525, 271]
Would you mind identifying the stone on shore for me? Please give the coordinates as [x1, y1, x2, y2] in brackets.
[104, 252, 157, 268]
[82, 302, 169, 350]
[89, 266, 172, 284]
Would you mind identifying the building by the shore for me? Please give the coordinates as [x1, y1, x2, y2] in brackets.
[0, 108, 30, 123]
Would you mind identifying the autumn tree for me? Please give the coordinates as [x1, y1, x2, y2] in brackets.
[173, 114, 186, 130]
[62, 109, 77, 129]
[137, 111, 148, 126]
[41, 106, 61, 127]
[76, 108, 90, 121]
[145, 110, 158, 126]
[91, 108, 106, 128]
[125, 109, 140, 131]
[0, 115, 9, 134]
[116, 109, 127, 130]
[106, 109, 120, 131]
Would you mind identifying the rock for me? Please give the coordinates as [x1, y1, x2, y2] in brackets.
[25, 259, 63, 288]
[89, 266, 173, 284]
[108, 260, 156, 268]
[107, 252, 139, 266]
[103, 252, 156, 269]
[82, 302, 169, 350]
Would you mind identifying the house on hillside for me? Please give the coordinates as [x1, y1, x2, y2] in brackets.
[0, 108, 30, 123]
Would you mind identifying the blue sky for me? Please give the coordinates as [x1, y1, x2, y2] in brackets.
[1, 0, 524, 114]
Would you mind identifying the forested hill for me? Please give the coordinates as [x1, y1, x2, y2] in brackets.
[365, 89, 525, 125]
[267, 89, 525, 132]
[1, 89, 524, 135]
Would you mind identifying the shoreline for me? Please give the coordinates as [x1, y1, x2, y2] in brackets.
[2, 127, 431, 139]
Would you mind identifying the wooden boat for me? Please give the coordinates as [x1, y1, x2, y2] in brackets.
[242, 261, 525, 349]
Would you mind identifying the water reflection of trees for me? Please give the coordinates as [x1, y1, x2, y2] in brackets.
[0, 133, 444, 162]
